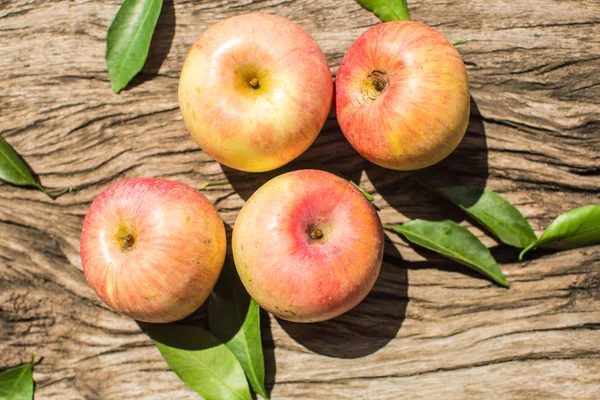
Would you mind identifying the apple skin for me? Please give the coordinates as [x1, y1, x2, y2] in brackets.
[79, 178, 226, 323]
[232, 170, 384, 323]
[335, 21, 470, 171]
[179, 13, 333, 173]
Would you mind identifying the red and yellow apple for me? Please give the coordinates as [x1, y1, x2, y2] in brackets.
[232, 169, 384, 323]
[335, 21, 470, 170]
[179, 13, 333, 172]
[79, 178, 226, 323]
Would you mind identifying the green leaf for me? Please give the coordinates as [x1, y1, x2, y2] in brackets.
[209, 262, 268, 399]
[383, 220, 509, 287]
[106, 0, 163, 93]
[152, 325, 253, 400]
[435, 186, 537, 248]
[0, 136, 73, 199]
[0, 136, 37, 187]
[0, 358, 34, 400]
[356, 0, 410, 21]
[520, 205, 600, 260]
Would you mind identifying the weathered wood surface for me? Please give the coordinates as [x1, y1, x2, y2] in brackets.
[1, 0, 599, 398]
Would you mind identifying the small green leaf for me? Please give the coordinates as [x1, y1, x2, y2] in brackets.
[435, 185, 537, 248]
[152, 325, 252, 400]
[349, 180, 374, 202]
[356, 0, 410, 22]
[383, 220, 509, 287]
[209, 262, 268, 399]
[452, 39, 470, 46]
[520, 205, 600, 260]
[0, 357, 34, 400]
[0, 136, 72, 199]
[201, 181, 230, 190]
[106, 0, 163, 93]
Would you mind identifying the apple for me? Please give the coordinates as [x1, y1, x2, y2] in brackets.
[335, 21, 470, 171]
[232, 169, 384, 323]
[79, 178, 226, 323]
[179, 13, 333, 173]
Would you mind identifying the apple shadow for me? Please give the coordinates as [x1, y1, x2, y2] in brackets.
[365, 97, 490, 223]
[362, 97, 503, 285]
[260, 309, 277, 396]
[139, 314, 209, 351]
[277, 237, 408, 358]
[214, 96, 488, 359]
[126, 0, 176, 91]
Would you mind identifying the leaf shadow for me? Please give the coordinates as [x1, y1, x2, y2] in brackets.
[405, 259, 499, 284]
[126, 0, 176, 91]
[489, 244, 526, 264]
[392, 237, 519, 288]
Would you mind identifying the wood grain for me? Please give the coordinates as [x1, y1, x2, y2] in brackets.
[1, 0, 599, 399]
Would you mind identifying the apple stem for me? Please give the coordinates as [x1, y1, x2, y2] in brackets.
[310, 229, 324, 240]
[125, 234, 135, 248]
[372, 78, 385, 91]
[34, 183, 74, 199]
[248, 77, 259, 89]
[364, 70, 389, 100]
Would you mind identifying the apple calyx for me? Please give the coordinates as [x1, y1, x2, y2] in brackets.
[248, 77, 260, 89]
[310, 228, 324, 240]
[363, 70, 389, 100]
[118, 232, 135, 250]
[115, 223, 136, 251]
[124, 234, 135, 248]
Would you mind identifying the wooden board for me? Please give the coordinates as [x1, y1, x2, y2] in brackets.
[1, 0, 599, 398]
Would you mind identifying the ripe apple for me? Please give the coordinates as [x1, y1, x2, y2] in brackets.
[179, 13, 333, 173]
[335, 21, 470, 170]
[232, 169, 384, 323]
[79, 178, 226, 323]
